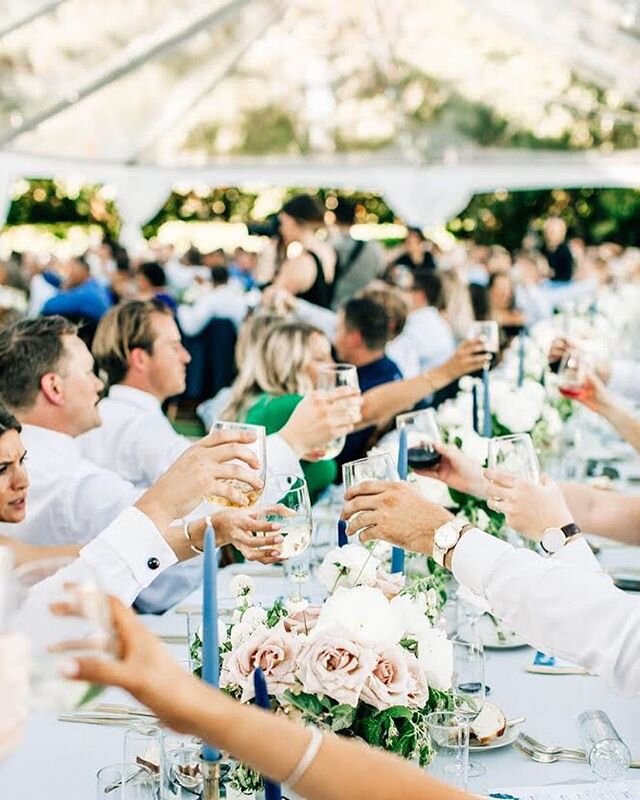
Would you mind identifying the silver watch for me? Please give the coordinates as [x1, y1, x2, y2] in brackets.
[433, 518, 473, 567]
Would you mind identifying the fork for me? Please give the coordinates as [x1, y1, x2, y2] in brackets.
[514, 740, 585, 764]
[518, 732, 585, 758]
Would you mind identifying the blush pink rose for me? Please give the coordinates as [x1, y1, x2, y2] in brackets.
[373, 570, 405, 600]
[405, 651, 429, 710]
[283, 605, 322, 635]
[221, 623, 301, 702]
[296, 628, 377, 707]
[360, 645, 412, 711]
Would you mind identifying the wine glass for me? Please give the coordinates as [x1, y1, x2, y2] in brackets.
[206, 421, 267, 507]
[396, 408, 442, 471]
[14, 557, 116, 711]
[557, 348, 589, 400]
[487, 433, 540, 483]
[342, 452, 399, 489]
[315, 363, 361, 459]
[469, 321, 500, 365]
[263, 474, 313, 600]
[452, 636, 487, 779]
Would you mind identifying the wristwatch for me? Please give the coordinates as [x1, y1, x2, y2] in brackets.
[432, 518, 474, 567]
[540, 522, 582, 555]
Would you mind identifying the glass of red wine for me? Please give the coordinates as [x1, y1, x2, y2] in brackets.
[557, 348, 589, 400]
[396, 408, 442, 471]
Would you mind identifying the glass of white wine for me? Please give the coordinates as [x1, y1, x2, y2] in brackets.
[315, 363, 360, 459]
[14, 557, 116, 711]
[206, 421, 267, 507]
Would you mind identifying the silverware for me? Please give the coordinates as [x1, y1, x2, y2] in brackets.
[159, 633, 189, 645]
[92, 703, 157, 718]
[518, 732, 585, 758]
[505, 716, 526, 728]
[514, 739, 584, 764]
[486, 612, 507, 643]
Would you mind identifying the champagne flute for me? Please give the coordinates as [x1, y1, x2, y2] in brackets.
[557, 348, 589, 400]
[487, 433, 541, 483]
[14, 557, 116, 711]
[396, 408, 442, 471]
[469, 321, 500, 366]
[315, 363, 360, 459]
[206, 421, 266, 507]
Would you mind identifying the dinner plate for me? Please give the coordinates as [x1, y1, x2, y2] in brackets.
[475, 616, 528, 650]
[470, 723, 522, 752]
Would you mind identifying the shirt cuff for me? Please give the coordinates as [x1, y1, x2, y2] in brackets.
[451, 528, 513, 597]
[554, 536, 602, 572]
[266, 434, 304, 478]
[80, 507, 178, 605]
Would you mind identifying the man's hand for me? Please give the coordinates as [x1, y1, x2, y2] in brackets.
[136, 429, 263, 531]
[414, 443, 488, 499]
[440, 338, 491, 383]
[485, 469, 573, 541]
[280, 388, 362, 460]
[342, 480, 453, 554]
[211, 507, 285, 564]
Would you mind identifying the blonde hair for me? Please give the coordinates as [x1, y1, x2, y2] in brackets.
[439, 269, 475, 341]
[221, 312, 286, 421]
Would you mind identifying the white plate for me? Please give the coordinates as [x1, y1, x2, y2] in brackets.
[476, 616, 528, 650]
[470, 723, 522, 751]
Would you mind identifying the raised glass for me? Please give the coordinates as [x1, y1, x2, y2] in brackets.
[315, 363, 360, 459]
[206, 421, 267, 507]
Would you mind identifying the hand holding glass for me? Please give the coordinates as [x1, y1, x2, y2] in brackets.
[315, 364, 361, 459]
[396, 408, 442, 470]
[558, 349, 589, 400]
[488, 433, 541, 484]
[206, 421, 266, 507]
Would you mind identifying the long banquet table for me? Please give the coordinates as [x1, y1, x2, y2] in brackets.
[3, 446, 640, 799]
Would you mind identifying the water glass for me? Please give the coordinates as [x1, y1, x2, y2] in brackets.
[578, 709, 631, 781]
[14, 557, 115, 711]
[426, 711, 470, 790]
[207, 421, 267, 507]
[488, 433, 540, 483]
[452, 637, 486, 779]
[96, 763, 155, 799]
[123, 723, 162, 777]
[342, 452, 399, 489]
[315, 363, 361, 459]
[396, 408, 442, 471]
[262, 474, 313, 560]
[161, 733, 204, 799]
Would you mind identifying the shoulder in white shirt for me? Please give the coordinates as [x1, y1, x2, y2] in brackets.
[177, 286, 248, 335]
[78, 385, 190, 490]
[387, 307, 455, 379]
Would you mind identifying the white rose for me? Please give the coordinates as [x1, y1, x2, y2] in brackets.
[229, 574, 255, 599]
[316, 586, 403, 647]
[316, 544, 380, 592]
[416, 627, 453, 691]
[196, 620, 228, 645]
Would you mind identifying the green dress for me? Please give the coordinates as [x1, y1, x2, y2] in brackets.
[245, 393, 337, 502]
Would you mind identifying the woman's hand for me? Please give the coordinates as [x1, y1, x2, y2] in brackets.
[211, 507, 286, 564]
[575, 371, 615, 414]
[485, 470, 573, 541]
[280, 389, 362, 460]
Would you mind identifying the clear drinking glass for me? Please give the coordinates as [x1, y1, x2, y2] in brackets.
[123, 723, 162, 780]
[469, 321, 500, 362]
[557, 348, 589, 400]
[578, 709, 631, 781]
[206, 421, 267, 507]
[161, 735, 204, 800]
[315, 363, 361, 459]
[396, 408, 442, 471]
[14, 557, 115, 711]
[96, 763, 155, 800]
[487, 433, 541, 483]
[342, 452, 399, 489]
[452, 637, 487, 779]
[426, 711, 470, 790]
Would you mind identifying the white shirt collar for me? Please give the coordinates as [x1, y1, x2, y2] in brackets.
[20, 423, 79, 456]
[107, 385, 162, 413]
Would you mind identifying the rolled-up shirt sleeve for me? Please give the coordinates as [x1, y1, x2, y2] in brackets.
[452, 530, 640, 696]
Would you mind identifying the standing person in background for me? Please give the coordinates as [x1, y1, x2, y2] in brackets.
[488, 271, 525, 336]
[271, 194, 336, 309]
[330, 198, 384, 309]
[541, 216, 574, 283]
[134, 262, 177, 313]
[389, 227, 436, 272]
[228, 247, 258, 292]
[177, 265, 247, 334]
[41, 254, 112, 322]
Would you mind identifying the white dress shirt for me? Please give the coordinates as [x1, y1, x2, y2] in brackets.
[177, 286, 248, 334]
[387, 306, 455, 379]
[609, 360, 640, 403]
[0, 424, 140, 547]
[78, 386, 190, 490]
[452, 530, 640, 696]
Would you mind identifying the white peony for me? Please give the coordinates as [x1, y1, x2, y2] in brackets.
[316, 544, 380, 592]
[454, 427, 489, 464]
[493, 380, 545, 434]
[541, 405, 563, 437]
[316, 586, 404, 647]
[228, 574, 255, 600]
[416, 627, 453, 691]
[411, 473, 455, 507]
[390, 594, 431, 640]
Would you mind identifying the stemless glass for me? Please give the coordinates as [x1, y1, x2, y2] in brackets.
[206, 421, 267, 507]
[14, 557, 115, 711]
[578, 709, 631, 781]
[315, 363, 361, 459]
[342, 452, 399, 490]
[396, 408, 442, 471]
[426, 711, 470, 790]
[487, 433, 541, 483]
[557, 348, 589, 400]
[469, 321, 500, 364]
[123, 723, 162, 778]
[96, 763, 155, 800]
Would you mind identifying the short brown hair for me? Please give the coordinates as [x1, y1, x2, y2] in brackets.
[358, 281, 409, 337]
[92, 299, 171, 387]
[0, 402, 21, 436]
[0, 316, 78, 411]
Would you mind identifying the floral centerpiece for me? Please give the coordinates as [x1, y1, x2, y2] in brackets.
[191, 549, 453, 796]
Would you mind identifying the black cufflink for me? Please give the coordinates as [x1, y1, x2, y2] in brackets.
[147, 557, 160, 570]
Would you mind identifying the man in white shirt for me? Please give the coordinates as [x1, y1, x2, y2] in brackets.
[387, 271, 455, 379]
[177, 266, 248, 335]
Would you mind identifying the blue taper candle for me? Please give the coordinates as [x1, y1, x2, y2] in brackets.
[482, 365, 492, 438]
[472, 383, 479, 433]
[391, 427, 407, 574]
[338, 519, 348, 548]
[202, 526, 221, 763]
[253, 668, 283, 800]
[517, 332, 525, 387]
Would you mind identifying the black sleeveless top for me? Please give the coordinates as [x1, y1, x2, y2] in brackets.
[297, 250, 333, 309]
